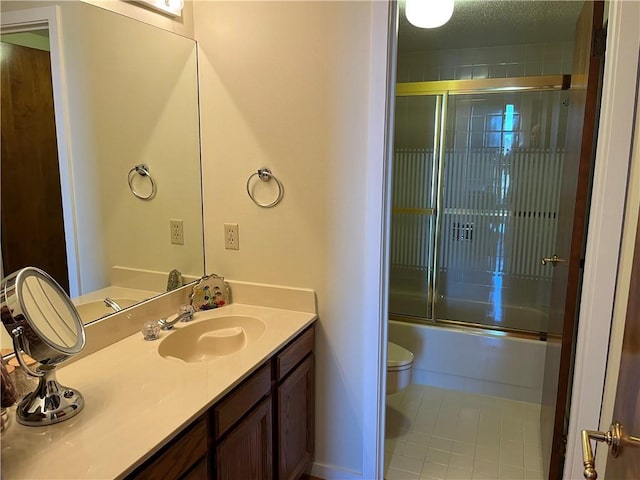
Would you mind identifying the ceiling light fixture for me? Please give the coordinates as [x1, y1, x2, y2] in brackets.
[134, 0, 184, 18]
[405, 0, 455, 29]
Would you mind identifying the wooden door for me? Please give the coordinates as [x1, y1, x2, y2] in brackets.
[216, 396, 273, 480]
[540, 1, 605, 478]
[278, 354, 315, 480]
[0, 41, 69, 292]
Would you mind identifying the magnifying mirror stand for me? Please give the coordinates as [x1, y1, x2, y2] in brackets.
[16, 364, 84, 427]
[1, 267, 87, 426]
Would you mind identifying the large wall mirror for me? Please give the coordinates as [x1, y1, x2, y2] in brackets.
[0, 1, 204, 343]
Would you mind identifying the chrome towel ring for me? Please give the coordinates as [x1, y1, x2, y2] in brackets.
[246, 168, 284, 208]
[127, 164, 157, 200]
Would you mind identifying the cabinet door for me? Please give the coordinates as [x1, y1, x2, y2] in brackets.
[216, 396, 273, 480]
[181, 458, 208, 480]
[278, 354, 315, 480]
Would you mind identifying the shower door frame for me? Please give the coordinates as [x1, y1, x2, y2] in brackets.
[392, 74, 570, 335]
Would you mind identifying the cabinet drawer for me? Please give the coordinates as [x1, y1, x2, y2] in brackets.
[214, 362, 272, 438]
[277, 325, 315, 381]
[131, 417, 207, 480]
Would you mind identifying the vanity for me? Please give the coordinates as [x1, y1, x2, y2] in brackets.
[130, 323, 314, 480]
[0, 282, 317, 480]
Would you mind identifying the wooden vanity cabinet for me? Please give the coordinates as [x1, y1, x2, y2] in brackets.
[276, 328, 315, 480]
[212, 324, 315, 480]
[126, 323, 315, 480]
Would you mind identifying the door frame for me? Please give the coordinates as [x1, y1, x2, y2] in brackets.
[558, 0, 639, 477]
[0, 6, 80, 296]
[373, 1, 639, 479]
[600, 77, 640, 478]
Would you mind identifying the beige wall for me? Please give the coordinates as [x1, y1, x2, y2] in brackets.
[194, 1, 388, 476]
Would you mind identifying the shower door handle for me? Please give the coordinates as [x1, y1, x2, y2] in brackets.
[541, 254, 566, 266]
[581, 421, 640, 479]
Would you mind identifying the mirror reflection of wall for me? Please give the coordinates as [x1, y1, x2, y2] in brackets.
[0, 1, 205, 333]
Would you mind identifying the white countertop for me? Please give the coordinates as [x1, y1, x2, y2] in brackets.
[72, 285, 159, 306]
[1, 302, 316, 479]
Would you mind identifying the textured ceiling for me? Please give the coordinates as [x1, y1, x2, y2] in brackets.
[398, 0, 584, 52]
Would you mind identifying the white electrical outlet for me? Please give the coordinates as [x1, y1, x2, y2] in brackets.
[224, 223, 239, 250]
[170, 219, 184, 245]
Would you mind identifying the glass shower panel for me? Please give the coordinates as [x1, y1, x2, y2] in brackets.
[436, 91, 567, 332]
[389, 95, 440, 319]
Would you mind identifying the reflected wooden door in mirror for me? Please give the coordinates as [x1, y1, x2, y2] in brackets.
[0, 40, 69, 292]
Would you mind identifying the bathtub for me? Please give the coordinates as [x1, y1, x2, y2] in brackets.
[388, 318, 551, 403]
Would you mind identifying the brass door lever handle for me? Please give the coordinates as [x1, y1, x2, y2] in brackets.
[581, 422, 640, 479]
[541, 254, 566, 266]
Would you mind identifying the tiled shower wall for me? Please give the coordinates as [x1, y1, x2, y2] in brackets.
[397, 41, 574, 83]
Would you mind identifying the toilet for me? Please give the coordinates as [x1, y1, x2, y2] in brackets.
[386, 342, 414, 395]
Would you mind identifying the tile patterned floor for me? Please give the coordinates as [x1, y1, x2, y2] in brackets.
[384, 385, 545, 480]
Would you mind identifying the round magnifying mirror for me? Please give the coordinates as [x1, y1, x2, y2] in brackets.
[1, 267, 85, 426]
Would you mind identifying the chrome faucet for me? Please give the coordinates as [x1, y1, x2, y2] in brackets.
[158, 305, 195, 330]
[104, 297, 123, 312]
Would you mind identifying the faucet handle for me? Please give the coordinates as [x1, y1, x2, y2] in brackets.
[178, 304, 195, 322]
[141, 320, 161, 340]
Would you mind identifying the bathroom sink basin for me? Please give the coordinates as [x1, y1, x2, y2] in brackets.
[158, 315, 266, 362]
[74, 298, 138, 323]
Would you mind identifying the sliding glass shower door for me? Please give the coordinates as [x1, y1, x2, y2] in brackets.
[389, 94, 443, 320]
[389, 84, 568, 335]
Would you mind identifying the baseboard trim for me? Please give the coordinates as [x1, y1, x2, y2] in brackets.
[310, 462, 363, 480]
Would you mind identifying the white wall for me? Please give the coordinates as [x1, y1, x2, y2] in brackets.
[194, 1, 389, 477]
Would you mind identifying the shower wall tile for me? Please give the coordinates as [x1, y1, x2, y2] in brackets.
[525, 62, 543, 76]
[472, 65, 489, 79]
[506, 63, 526, 77]
[525, 45, 544, 63]
[542, 60, 561, 75]
[489, 64, 508, 78]
[473, 48, 491, 65]
[489, 46, 509, 64]
[440, 67, 456, 81]
[397, 41, 575, 83]
[507, 45, 527, 63]
[456, 66, 474, 80]
[408, 67, 425, 82]
[425, 66, 440, 81]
